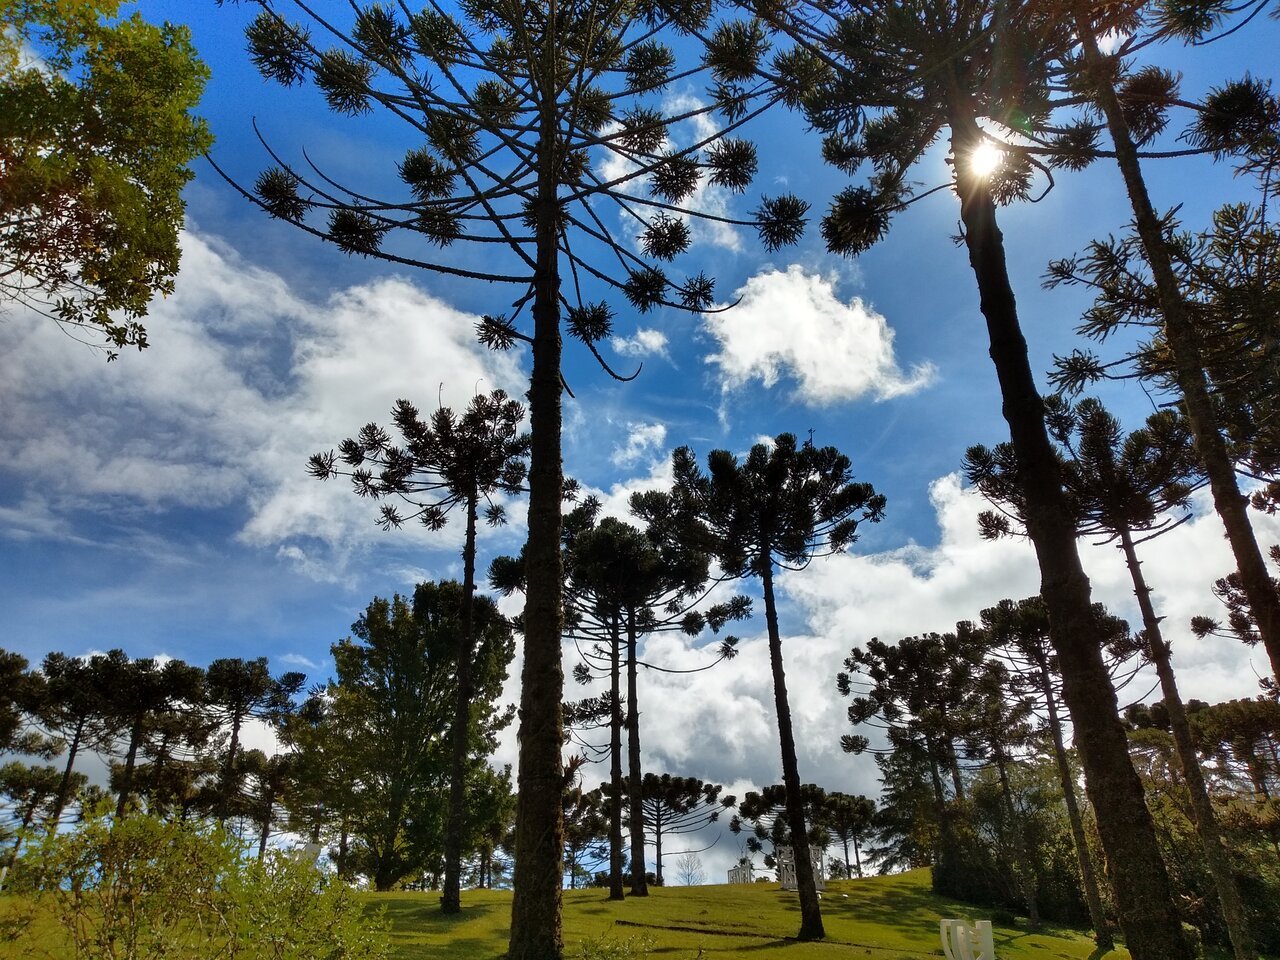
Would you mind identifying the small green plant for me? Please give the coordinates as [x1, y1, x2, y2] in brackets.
[12, 806, 388, 960]
[575, 933, 656, 960]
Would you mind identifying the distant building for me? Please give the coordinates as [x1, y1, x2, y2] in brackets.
[727, 861, 755, 884]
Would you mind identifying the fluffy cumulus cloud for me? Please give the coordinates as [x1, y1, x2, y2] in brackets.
[611, 422, 667, 468]
[611, 328, 670, 361]
[704, 265, 936, 406]
[0, 230, 525, 574]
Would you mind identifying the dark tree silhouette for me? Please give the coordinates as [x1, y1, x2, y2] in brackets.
[217, 4, 805, 947]
[310, 388, 528, 913]
[40, 652, 113, 826]
[640, 433, 883, 940]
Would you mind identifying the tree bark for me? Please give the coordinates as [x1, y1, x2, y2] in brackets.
[1072, 8, 1280, 683]
[947, 92, 1192, 960]
[443, 497, 479, 914]
[1037, 654, 1113, 949]
[625, 608, 648, 896]
[760, 562, 824, 940]
[1119, 527, 1257, 960]
[508, 25, 566, 952]
[51, 716, 85, 827]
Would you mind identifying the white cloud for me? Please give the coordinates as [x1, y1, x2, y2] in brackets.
[611, 328, 670, 361]
[704, 265, 936, 407]
[611, 422, 667, 468]
[0, 230, 526, 576]
[278, 652, 320, 670]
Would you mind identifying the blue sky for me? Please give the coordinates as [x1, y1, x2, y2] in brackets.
[3, 2, 1279, 879]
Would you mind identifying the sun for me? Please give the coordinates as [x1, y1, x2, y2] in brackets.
[968, 141, 1004, 178]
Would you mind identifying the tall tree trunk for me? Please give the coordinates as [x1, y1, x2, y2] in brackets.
[625, 608, 648, 896]
[842, 836, 852, 878]
[1037, 654, 1113, 949]
[608, 612, 625, 900]
[1119, 527, 1258, 960]
[852, 834, 862, 878]
[115, 719, 143, 819]
[1072, 9, 1280, 683]
[947, 91, 1192, 960]
[508, 33, 566, 954]
[51, 716, 85, 827]
[760, 562, 824, 940]
[443, 497, 480, 915]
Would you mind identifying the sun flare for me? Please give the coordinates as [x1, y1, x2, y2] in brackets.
[969, 141, 1004, 178]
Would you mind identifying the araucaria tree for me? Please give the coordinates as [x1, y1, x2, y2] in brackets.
[639, 433, 883, 940]
[760, 0, 1196, 952]
[310, 388, 528, 913]
[220, 4, 805, 952]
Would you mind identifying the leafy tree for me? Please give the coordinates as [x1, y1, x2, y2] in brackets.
[838, 628, 984, 897]
[820, 793, 874, 878]
[977, 596, 1116, 947]
[219, 1, 805, 945]
[0, 762, 80, 889]
[626, 773, 733, 887]
[323, 583, 514, 891]
[203, 656, 305, 819]
[761, 0, 1198, 951]
[310, 388, 528, 913]
[562, 784, 608, 891]
[0, 649, 51, 758]
[639, 433, 882, 939]
[0, 0, 211, 355]
[969, 396, 1256, 958]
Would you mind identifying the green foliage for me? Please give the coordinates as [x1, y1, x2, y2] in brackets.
[9, 806, 388, 960]
[0, 1, 211, 355]
[573, 933, 654, 960]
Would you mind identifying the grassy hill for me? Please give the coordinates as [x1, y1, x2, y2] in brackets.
[374, 869, 1130, 960]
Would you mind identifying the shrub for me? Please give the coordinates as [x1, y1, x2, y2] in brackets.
[9, 807, 388, 960]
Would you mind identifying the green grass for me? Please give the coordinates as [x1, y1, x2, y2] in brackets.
[372, 869, 1130, 960]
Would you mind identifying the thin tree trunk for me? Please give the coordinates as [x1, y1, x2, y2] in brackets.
[947, 90, 1192, 960]
[653, 813, 664, 886]
[760, 562, 824, 940]
[115, 720, 142, 819]
[1038, 655, 1113, 949]
[625, 608, 648, 896]
[852, 834, 862, 878]
[508, 27, 566, 952]
[842, 836, 852, 879]
[443, 497, 480, 915]
[1119, 527, 1257, 960]
[608, 612, 625, 900]
[1073, 9, 1280, 683]
[51, 717, 85, 827]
